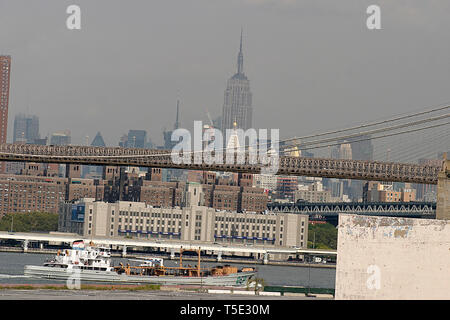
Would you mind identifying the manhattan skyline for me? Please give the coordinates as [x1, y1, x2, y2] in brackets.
[1, 0, 450, 152]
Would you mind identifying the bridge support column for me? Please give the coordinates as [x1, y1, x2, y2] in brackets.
[263, 253, 269, 265]
[217, 251, 222, 262]
[23, 240, 29, 253]
[122, 245, 127, 257]
[436, 156, 450, 220]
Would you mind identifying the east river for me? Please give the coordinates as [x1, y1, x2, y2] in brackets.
[0, 251, 336, 288]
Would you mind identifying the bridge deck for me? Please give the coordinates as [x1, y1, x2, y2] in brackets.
[0, 143, 442, 184]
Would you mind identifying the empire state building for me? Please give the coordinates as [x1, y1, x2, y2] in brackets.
[221, 30, 253, 132]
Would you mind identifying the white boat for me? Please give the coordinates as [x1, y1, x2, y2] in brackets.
[24, 240, 256, 287]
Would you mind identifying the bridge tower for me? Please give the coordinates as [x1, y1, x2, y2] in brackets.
[436, 153, 450, 220]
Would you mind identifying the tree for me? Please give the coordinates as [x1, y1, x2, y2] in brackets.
[0, 212, 59, 233]
[307, 223, 338, 250]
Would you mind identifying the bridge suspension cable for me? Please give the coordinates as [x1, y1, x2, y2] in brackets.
[279, 104, 450, 145]
[372, 127, 450, 163]
[280, 120, 450, 154]
[281, 112, 450, 152]
[0, 104, 448, 163]
[1, 118, 448, 162]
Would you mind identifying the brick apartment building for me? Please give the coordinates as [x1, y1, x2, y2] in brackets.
[0, 163, 269, 217]
[122, 170, 268, 213]
[0, 56, 11, 173]
[0, 174, 66, 216]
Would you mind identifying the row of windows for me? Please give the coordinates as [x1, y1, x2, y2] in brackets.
[216, 232, 275, 239]
[216, 223, 280, 231]
[118, 218, 181, 226]
[118, 210, 182, 219]
[114, 211, 291, 228]
[121, 226, 180, 233]
[215, 216, 281, 224]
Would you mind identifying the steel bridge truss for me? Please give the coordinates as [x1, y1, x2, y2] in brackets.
[0, 143, 442, 184]
[267, 201, 436, 217]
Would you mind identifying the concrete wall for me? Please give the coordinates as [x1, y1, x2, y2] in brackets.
[436, 157, 450, 219]
[335, 214, 450, 299]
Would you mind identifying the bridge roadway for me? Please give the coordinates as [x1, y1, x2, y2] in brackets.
[0, 231, 337, 262]
[0, 143, 442, 184]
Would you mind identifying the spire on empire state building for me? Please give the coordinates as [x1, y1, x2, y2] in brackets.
[236, 28, 244, 75]
[221, 28, 253, 132]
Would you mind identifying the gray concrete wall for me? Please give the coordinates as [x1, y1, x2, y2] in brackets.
[335, 214, 450, 299]
[436, 158, 450, 219]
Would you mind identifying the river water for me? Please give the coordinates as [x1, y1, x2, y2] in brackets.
[0, 252, 336, 288]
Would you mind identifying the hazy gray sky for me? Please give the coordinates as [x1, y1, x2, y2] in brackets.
[1, 0, 450, 148]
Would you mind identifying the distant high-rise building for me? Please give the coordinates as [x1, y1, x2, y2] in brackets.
[13, 114, 40, 144]
[8, 115, 43, 175]
[119, 134, 128, 148]
[91, 131, 106, 147]
[339, 143, 353, 160]
[50, 130, 71, 177]
[50, 131, 71, 146]
[84, 132, 106, 178]
[340, 135, 372, 202]
[0, 56, 11, 173]
[128, 130, 147, 148]
[120, 130, 147, 148]
[347, 134, 373, 161]
[221, 29, 253, 133]
[163, 100, 181, 150]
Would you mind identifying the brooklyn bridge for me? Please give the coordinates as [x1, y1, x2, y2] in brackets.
[0, 142, 442, 184]
[0, 141, 448, 220]
[1, 104, 449, 219]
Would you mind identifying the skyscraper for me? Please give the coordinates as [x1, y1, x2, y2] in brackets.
[50, 130, 71, 146]
[13, 114, 40, 144]
[221, 29, 253, 133]
[0, 56, 11, 173]
[91, 131, 106, 148]
[119, 130, 147, 148]
[84, 131, 106, 178]
[348, 134, 373, 161]
[163, 100, 181, 150]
